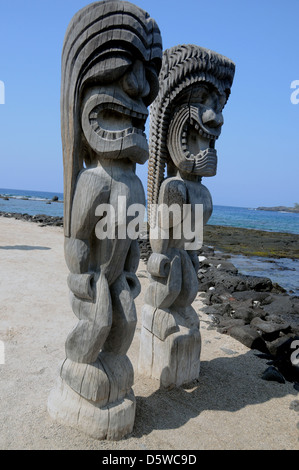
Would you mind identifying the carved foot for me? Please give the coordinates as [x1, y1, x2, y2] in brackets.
[138, 305, 201, 388]
[48, 352, 135, 440]
[48, 378, 135, 440]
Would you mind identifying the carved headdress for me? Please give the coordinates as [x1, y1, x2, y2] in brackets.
[61, 0, 162, 237]
[147, 44, 235, 225]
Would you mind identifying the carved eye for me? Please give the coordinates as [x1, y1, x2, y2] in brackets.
[218, 93, 227, 112]
[143, 63, 159, 106]
[191, 86, 210, 104]
[90, 54, 132, 84]
[122, 68, 140, 97]
[200, 91, 208, 103]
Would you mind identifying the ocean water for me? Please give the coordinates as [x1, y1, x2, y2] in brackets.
[209, 205, 299, 235]
[0, 188, 64, 218]
[1, 188, 299, 295]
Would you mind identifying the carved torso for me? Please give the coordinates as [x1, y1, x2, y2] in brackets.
[68, 160, 145, 284]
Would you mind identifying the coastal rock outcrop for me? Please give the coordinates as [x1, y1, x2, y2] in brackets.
[196, 247, 299, 386]
[257, 206, 299, 214]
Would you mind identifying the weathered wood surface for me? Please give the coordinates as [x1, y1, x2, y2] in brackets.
[48, 0, 162, 440]
[139, 45, 235, 388]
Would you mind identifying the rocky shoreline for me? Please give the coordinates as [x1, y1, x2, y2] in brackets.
[1, 211, 299, 388]
[0, 211, 63, 227]
[196, 244, 299, 387]
[139, 230, 299, 389]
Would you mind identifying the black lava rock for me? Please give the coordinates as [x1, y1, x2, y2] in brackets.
[262, 366, 285, 384]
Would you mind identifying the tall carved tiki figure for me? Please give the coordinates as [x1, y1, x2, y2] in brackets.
[139, 45, 235, 388]
[48, 1, 162, 440]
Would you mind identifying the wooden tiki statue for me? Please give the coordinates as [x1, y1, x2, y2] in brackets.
[48, 0, 162, 440]
[139, 45, 235, 388]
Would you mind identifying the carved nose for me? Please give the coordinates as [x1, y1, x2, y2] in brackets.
[122, 60, 150, 99]
[202, 109, 224, 128]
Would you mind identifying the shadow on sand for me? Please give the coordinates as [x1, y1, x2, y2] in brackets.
[133, 350, 298, 437]
[0, 245, 51, 251]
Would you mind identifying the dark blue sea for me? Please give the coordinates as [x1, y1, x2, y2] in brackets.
[210, 205, 299, 236]
[0, 188, 299, 295]
[0, 188, 64, 218]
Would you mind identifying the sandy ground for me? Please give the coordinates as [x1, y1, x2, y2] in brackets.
[0, 217, 298, 450]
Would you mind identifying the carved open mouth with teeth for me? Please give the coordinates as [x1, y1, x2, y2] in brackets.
[167, 104, 221, 177]
[182, 105, 223, 175]
[89, 103, 148, 141]
[81, 90, 150, 164]
[182, 117, 217, 154]
[183, 104, 221, 153]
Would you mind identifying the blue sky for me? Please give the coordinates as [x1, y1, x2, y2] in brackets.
[0, 0, 298, 208]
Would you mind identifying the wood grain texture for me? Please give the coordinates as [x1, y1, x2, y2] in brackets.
[139, 44, 235, 388]
[48, 0, 162, 440]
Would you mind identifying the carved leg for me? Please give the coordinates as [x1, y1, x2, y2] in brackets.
[48, 272, 137, 440]
[138, 305, 201, 388]
[103, 272, 139, 355]
[138, 250, 201, 388]
[47, 354, 136, 440]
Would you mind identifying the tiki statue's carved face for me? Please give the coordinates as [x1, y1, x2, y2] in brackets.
[167, 83, 227, 177]
[81, 56, 159, 165]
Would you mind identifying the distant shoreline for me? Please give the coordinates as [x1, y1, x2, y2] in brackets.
[257, 206, 299, 214]
[0, 194, 63, 203]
